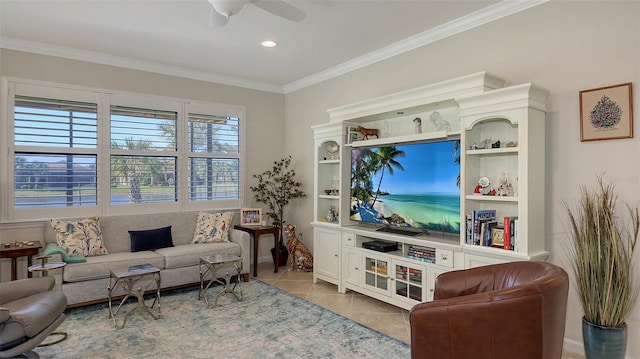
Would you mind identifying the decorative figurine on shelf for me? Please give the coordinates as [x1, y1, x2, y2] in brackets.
[327, 205, 338, 223]
[324, 141, 339, 160]
[356, 126, 379, 140]
[284, 224, 313, 272]
[470, 143, 478, 150]
[413, 117, 422, 134]
[476, 176, 491, 195]
[478, 138, 492, 149]
[429, 111, 452, 131]
[489, 187, 497, 196]
[496, 172, 514, 196]
[506, 141, 517, 148]
[491, 140, 501, 148]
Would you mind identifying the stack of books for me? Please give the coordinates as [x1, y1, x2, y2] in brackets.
[405, 245, 436, 263]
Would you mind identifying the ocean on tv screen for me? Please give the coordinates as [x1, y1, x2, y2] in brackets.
[350, 140, 461, 234]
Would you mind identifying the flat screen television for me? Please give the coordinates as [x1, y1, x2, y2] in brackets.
[350, 139, 460, 236]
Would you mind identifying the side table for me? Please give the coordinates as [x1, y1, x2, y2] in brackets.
[108, 264, 161, 329]
[234, 225, 280, 277]
[1, 241, 42, 280]
[199, 254, 243, 307]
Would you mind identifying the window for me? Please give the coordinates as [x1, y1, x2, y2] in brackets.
[13, 95, 98, 210]
[110, 105, 178, 204]
[187, 112, 240, 201]
[4, 80, 245, 221]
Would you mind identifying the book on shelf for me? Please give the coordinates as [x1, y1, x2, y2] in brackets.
[470, 209, 496, 245]
[503, 216, 518, 251]
[405, 244, 436, 263]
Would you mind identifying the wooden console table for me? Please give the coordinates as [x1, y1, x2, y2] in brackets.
[0, 242, 42, 280]
[234, 225, 280, 277]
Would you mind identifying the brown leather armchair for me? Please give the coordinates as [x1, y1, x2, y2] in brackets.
[410, 261, 569, 359]
[0, 276, 67, 358]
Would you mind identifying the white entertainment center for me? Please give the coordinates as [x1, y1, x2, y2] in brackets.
[311, 72, 550, 310]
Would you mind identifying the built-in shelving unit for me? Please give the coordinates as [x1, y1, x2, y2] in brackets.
[311, 72, 549, 309]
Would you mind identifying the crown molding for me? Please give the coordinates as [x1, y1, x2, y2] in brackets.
[282, 0, 549, 94]
[0, 37, 285, 94]
[0, 0, 548, 95]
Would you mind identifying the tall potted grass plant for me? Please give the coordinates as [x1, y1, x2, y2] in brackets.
[563, 175, 639, 359]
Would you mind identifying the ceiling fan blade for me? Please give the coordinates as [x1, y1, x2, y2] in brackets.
[251, 0, 305, 22]
[209, 7, 229, 27]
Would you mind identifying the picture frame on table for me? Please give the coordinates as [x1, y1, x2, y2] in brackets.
[240, 208, 262, 226]
[580, 83, 633, 142]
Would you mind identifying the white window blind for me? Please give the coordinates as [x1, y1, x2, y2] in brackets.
[13, 95, 98, 209]
[110, 105, 178, 204]
[187, 112, 240, 201]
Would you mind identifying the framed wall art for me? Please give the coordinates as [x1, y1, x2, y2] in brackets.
[240, 208, 262, 226]
[580, 82, 633, 141]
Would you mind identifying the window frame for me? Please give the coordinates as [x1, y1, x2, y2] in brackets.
[1, 78, 246, 222]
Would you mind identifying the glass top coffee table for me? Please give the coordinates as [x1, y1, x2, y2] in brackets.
[108, 263, 161, 329]
[199, 254, 243, 307]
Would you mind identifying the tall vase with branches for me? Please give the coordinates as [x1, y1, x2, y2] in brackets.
[563, 174, 639, 359]
[250, 155, 306, 249]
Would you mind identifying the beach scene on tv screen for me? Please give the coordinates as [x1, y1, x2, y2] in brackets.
[350, 140, 460, 235]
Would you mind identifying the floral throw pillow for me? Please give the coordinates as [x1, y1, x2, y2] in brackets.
[50, 216, 109, 257]
[192, 212, 234, 243]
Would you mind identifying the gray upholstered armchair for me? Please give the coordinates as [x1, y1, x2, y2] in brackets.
[0, 276, 67, 358]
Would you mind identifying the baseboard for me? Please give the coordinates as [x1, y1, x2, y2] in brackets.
[563, 337, 637, 359]
[563, 337, 584, 356]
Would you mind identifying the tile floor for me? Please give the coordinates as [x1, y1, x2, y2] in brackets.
[253, 261, 585, 359]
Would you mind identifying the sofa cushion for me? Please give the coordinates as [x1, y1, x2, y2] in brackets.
[62, 251, 164, 282]
[155, 242, 240, 270]
[192, 212, 233, 243]
[50, 216, 108, 257]
[129, 226, 174, 252]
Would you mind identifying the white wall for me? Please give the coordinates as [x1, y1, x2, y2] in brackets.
[285, 1, 640, 357]
[0, 49, 287, 277]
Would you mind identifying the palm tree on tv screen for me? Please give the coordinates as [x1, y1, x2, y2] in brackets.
[371, 146, 405, 208]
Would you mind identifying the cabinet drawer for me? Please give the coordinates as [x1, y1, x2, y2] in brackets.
[436, 249, 454, 268]
[342, 232, 355, 247]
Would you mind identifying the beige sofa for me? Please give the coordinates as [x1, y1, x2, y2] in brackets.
[43, 211, 250, 307]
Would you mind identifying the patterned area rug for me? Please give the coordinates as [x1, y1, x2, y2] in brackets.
[36, 280, 410, 358]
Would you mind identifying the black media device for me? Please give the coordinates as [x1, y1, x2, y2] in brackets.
[362, 241, 398, 252]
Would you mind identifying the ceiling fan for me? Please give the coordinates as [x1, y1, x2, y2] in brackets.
[208, 0, 306, 27]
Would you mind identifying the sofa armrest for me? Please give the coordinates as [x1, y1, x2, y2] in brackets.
[43, 243, 65, 263]
[228, 229, 251, 275]
[0, 277, 55, 305]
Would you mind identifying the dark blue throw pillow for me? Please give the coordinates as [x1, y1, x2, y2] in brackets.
[129, 226, 174, 252]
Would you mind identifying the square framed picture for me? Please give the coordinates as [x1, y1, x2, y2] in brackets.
[580, 83, 634, 141]
[490, 227, 505, 248]
[240, 208, 262, 226]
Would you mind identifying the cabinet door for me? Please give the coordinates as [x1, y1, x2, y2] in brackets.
[392, 259, 427, 305]
[362, 252, 391, 297]
[343, 248, 361, 288]
[427, 265, 450, 301]
[313, 227, 340, 281]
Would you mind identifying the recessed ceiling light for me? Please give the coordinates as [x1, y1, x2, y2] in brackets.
[261, 40, 277, 48]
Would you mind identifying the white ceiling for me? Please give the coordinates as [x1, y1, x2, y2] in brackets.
[0, 0, 545, 93]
